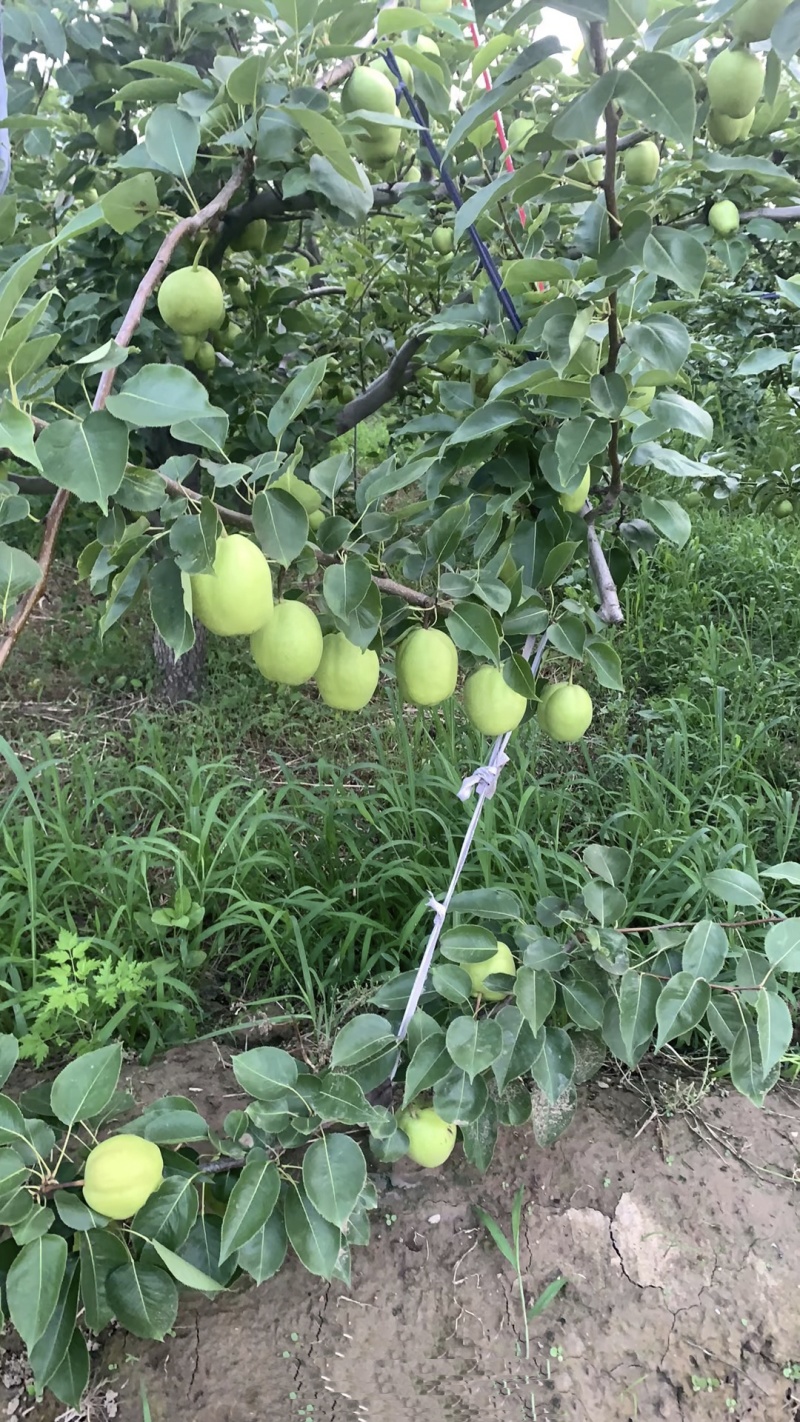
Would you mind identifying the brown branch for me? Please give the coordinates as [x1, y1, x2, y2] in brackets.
[738, 204, 800, 223]
[334, 334, 427, 435]
[315, 57, 356, 91]
[616, 915, 784, 935]
[0, 162, 252, 673]
[586, 518, 623, 625]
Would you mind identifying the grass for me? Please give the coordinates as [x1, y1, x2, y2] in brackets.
[2, 500, 799, 1060]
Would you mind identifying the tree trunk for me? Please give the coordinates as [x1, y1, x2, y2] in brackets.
[152, 621, 208, 704]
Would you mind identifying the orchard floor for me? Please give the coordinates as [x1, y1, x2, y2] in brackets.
[8, 1043, 800, 1422]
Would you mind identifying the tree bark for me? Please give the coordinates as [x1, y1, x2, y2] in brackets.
[152, 621, 208, 704]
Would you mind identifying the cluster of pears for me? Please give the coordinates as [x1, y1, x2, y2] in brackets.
[189, 531, 594, 744]
[703, 25, 771, 230]
[157, 265, 243, 372]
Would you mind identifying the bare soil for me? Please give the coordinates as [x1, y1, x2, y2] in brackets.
[7, 1042, 800, 1422]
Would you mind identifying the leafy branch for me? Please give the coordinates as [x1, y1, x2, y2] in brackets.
[0, 161, 252, 673]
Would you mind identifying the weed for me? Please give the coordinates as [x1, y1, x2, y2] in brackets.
[475, 1185, 566, 1359]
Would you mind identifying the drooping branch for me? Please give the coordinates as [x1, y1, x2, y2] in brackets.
[334, 334, 427, 435]
[0, 161, 252, 673]
[315, 57, 356, 91]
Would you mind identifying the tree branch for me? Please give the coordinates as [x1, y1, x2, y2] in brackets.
[0, 161, 252, 673]
[315, 57, 355, 91]
[590, 21, 624, 511]
[586, 519, 623, 625]
[738, 204, 800, 223]
[334, 334, 427, 435]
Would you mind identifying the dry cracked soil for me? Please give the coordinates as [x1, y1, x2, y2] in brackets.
[5, 1042, 800, 1422]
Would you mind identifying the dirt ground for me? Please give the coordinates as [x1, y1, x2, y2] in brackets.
[6, 1042, 800, 1422]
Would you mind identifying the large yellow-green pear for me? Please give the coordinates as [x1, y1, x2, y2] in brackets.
[83, 1136, 163, 1220]
[623, 139, 660, 185]
[396, 628, 458, 707]
[95, 117, 118, 155]
[157, 267, 225, 336]
[559, 468, 591, 514]
[539, 684, 593, 743]
[709, 199, 739, 236]
[707, 48, 764, 119]
[251, 600, 323, 685]
[342, 67, 397, 116]
[417, 0, 450, 10]
[371, 54, 413, 88]
[731, 0, 788, 42]
[415, 35, 440, 57]
[191, 533, 273, 637]
[464, 939, 516, 1001]
[272, 471, 322, 515]
[194, 340, 216, 373]
[354, 112, 402, 165]
[396, 1106, 456, 1167]
[707, 109, 749, 145]
[315, 633, 380, 710]
[463, 666, 526, 736]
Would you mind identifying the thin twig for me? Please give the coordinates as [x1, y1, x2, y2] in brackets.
[0, 162, 252, 672]
[586, 517, 623, 625]
[617, 915, 784, 935]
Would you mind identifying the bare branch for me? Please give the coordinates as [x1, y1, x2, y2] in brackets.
[738, 204, 800, 223]
[335, 334, 427, 435]
[315, 57, 355, 91]
[0, 161, 252, 673]
[586, 519, 623, 625]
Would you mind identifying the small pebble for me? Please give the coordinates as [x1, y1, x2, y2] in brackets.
[427, 1213, 441, 1224]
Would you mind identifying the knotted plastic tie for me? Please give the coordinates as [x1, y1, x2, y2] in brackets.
[457, 751, 510, 802]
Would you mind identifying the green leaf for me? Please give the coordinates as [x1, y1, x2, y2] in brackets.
[49, 1044, 122, 1127]
[554, 416, 610, 487]
[584, 637, 623, 691]
[490, 1006, 542, 1092]
[295, 1071, 387, 1130]
[705, 868, 763, 908]
[219, 1157, 280, 1262]
[734, 348, 790, 377]
[402, 1033, 452, 1105]
[330, 1015, 398, 1091]
[144, 105, 199, 179]
[552, 69, 618, 142]
[54, 1194, 107, 1232]
[0, 1035, 18, 1090]
[445, 1017, 504, 1082]
[236, 1210, 288, 1284]
[515, 967, 556, 1035]
[149, 560, 194, 658]
[583, 845, 630, 888]
[562, 976, 605, 1031]
[433, 1066, 488, 1124]
[6, 1236, 67, 1347]
[582, 881, 627, 926]
[302, 1135, 366, 1231]
[642, 228, 706, 297]
[655, 973, 711, 1049]
[36, 412, 128, 515]
[285, 105, 362, 188]
[177, 1215, 239, 1287]
[639, 495, 691, 549]
[626, 314, 689, 374]
[268, 357, 328, 442]
[474, 1205, 516, 1268]
[29, 1261, 80, 1389]
[530, 1081, 577, 1146]
[755, 990, 792, 1076]
[441, 402, 524, 449]
[449, 887, 522, 919]
[445, 601, 501, 662]
[79, 1229, 129, 1332]
[531, 1027, 575, 1105]
[132, 1176, 198, 1251]
[225, 53, 268, 103]
[149, 1240, 227, 1294]
[460, 1094, 498, 1172]
[252, 488, 308, 567]
[0, 1146, 28, 1202]
[618, 970, 660, 1057]
[729, 1025, 779, 1107]
[100, 173, 159, 234]
[46, 1329, 89, 1410]
[771, 0, 800, 59]
[283, 1182, 342, 1279]
[761, 862, 800, 886]
[763, 919, 800, 973]
[106, 364, 215, 427]
[232, 1046, 299, 1101]
[323, 555, 373, 619]
[682, 920, 728, 981]
[0, 398, 42, 469]
[0, 542, 40, 619]
[616, 53, 696, 153]
[547, 612, 586, 658]
[107, 1261, 179, 1340]
[440, 925, 497, 964]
